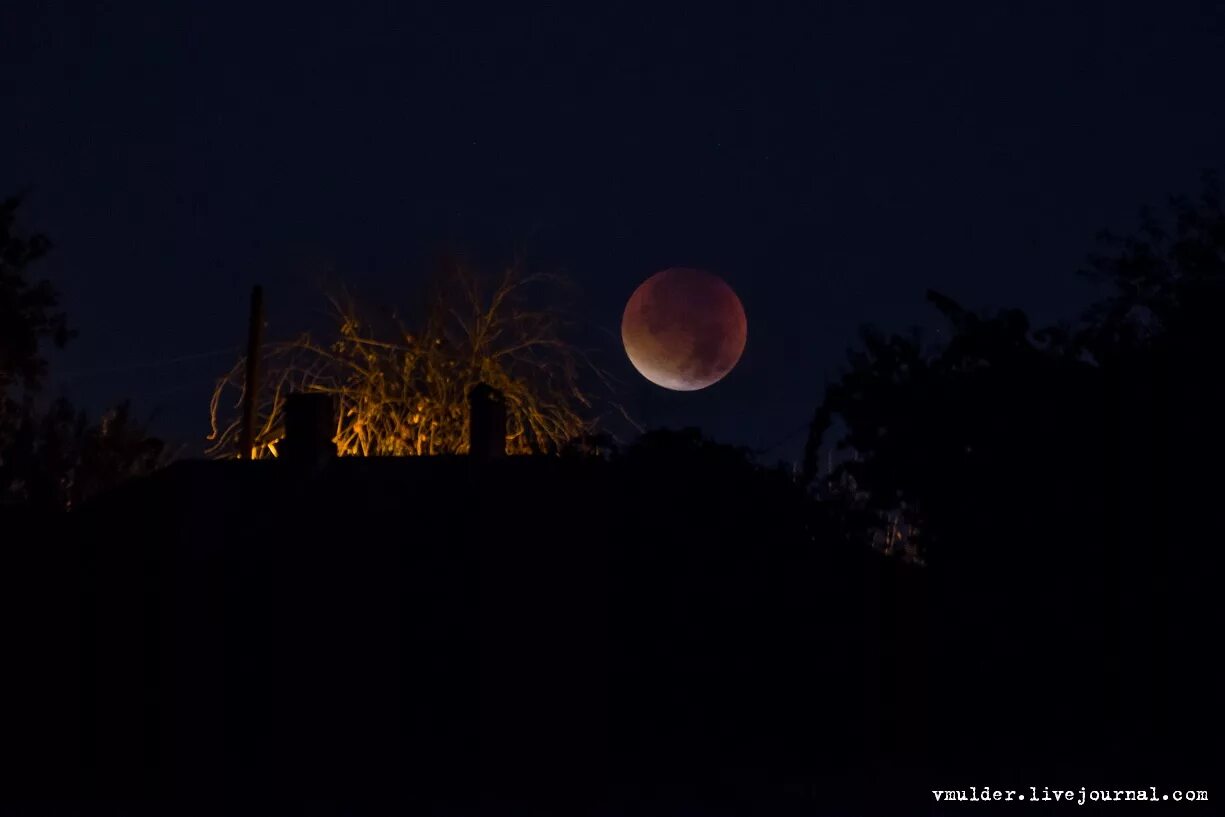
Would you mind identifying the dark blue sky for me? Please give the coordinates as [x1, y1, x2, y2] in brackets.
[4, 1, 1224, 459]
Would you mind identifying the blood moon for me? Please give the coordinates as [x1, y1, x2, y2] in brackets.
[621, 267, 747, 391]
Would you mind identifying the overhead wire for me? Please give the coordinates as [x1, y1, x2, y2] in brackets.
[54, 346, 241, 380]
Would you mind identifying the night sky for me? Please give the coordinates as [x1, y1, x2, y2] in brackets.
[4, 2, 1224, 459]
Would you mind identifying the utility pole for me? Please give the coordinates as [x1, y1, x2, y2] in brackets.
[238, 285, 264, 459]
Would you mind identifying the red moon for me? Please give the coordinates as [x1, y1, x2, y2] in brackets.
[621, 267, 747, 391]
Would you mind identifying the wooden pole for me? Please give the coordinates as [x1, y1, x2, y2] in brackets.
[238, 285, 264, 459]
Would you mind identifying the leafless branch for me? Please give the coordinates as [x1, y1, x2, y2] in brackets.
[207, 263, 634, 459]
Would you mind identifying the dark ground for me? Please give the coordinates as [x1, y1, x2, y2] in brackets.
[0, 447, 1218, 816]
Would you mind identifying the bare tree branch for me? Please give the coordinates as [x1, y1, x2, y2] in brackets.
[207, 263, 634, 459]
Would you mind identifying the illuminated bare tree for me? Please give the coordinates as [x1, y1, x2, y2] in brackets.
[208, 262, 630, 459]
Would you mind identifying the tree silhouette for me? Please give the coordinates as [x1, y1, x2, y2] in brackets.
[0, 194, 164, 510]
[1079, 171, 1225, 361]
[802, 173, 1225, 776]
[803, 292, 1097, 564]
[0, 195, 72, 394]
[2, 398, 164, 510]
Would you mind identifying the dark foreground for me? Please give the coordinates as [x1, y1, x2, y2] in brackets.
[0, 452, 1218, 816]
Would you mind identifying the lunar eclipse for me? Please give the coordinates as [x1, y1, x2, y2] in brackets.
[621, 267, 748, 391]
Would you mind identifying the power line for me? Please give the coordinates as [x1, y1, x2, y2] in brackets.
[133, 380, 221, 401]
[54, 346, 241, 380]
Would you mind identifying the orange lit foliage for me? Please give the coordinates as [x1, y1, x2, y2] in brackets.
[208, 263, 620, 458]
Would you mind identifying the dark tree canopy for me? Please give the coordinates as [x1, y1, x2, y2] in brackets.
[0, 195, 164, 510]
[0, 195, 72, 394]
[1079, 171, 1225, 360]
[806, 172, 1225, 564]
[801, 174, 1224, 776]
